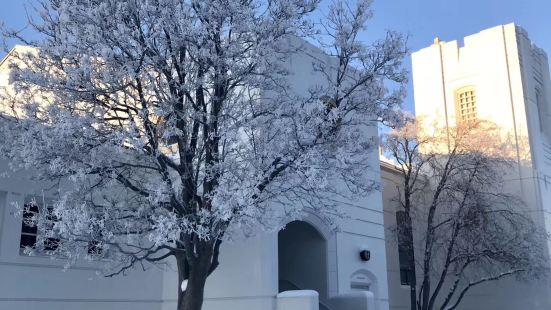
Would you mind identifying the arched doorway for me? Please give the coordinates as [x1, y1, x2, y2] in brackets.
[278, 221, 328, 301]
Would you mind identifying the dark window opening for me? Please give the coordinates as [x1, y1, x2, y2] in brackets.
[20, 203, 39, 249]
[19, 202, 60, 251]
[396, 211, 414, 286]
[87, 240, 103, 255]
[44, 207, 60, 251]
[87, 218, 105, 256]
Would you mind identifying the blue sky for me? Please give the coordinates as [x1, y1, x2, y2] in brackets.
[368, 0, 551, 112]
[1, 0, 550, 112]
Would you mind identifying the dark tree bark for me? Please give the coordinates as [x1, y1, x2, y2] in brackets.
[181, 260, 210, 310]
[403, 214, 417, 310]
[176, 254, 188, 310]
[176, 237, 222, 310]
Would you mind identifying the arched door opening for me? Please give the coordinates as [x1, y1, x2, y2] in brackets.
[278, 220, 328, 302]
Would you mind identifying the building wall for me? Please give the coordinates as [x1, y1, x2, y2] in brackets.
[381, 161, 509, 310]
[381, 160, 551, 310]
[0, 136, 389, 310]
[0, 159, 165, 310]
[412, 22, 551, 260]
[515, 25, 551, 259]
[380, 163, 409, 310]
[0, 38, 391, 310]
[411, 23, 550, 207]
[383, 23, 551, 310]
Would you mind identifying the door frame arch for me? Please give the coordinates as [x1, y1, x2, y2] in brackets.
[278, 212, 339, 298]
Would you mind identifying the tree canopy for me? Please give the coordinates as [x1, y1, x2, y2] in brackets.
[0, 1, 407, 309]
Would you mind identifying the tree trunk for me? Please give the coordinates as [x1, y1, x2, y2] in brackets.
[176, 254, 188, 310]
[405, 216, 417, 310]
[420, 265, 431, 310]
[176, 252, 211, 310]
[399, 210, 417, 310]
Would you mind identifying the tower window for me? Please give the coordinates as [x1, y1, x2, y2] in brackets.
[455, 86, 477, 122]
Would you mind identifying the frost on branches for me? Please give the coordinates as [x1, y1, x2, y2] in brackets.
[0, 1, 406, 309]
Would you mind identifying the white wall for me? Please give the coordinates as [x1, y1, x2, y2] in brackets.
[0, 37, 390, 310]
[388, 23, 551, 310]
[0, 158, 165, 310]
[413, 23, 551, 260]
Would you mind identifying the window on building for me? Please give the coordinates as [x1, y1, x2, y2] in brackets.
[19, 201, 60, 251]
[536, 87, 545, 132]
[44, 207, 60, 251]
[87, 240, 103, 256]
[455, 86, 477, 123]
[396, 211, 414, 286]
[87, 228, 104, 256]
[86, 212, 106, 257]
[20, 203, 39, 248]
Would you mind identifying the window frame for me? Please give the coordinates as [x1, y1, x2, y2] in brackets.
[19, 198, 60, 252]
[19, 202, 39, 249]
[455, 86, 477, 123]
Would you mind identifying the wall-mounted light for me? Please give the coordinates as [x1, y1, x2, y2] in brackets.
[359, 249, 371, 261]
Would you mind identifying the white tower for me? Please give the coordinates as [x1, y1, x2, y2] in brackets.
[411, 23, 551, 310]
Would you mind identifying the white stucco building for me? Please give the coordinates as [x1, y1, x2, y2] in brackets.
[383, 23, 551, 310]
[2, 22, 551, 310]
[0, 42, 389, 310]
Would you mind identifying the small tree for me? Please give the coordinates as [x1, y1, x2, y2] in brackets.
[384, 118, 548, 310]
[0, 1, 406, 309]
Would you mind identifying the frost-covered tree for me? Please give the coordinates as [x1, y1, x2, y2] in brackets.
[0, 1, 406, 309]
[384, 118, 549, 310]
